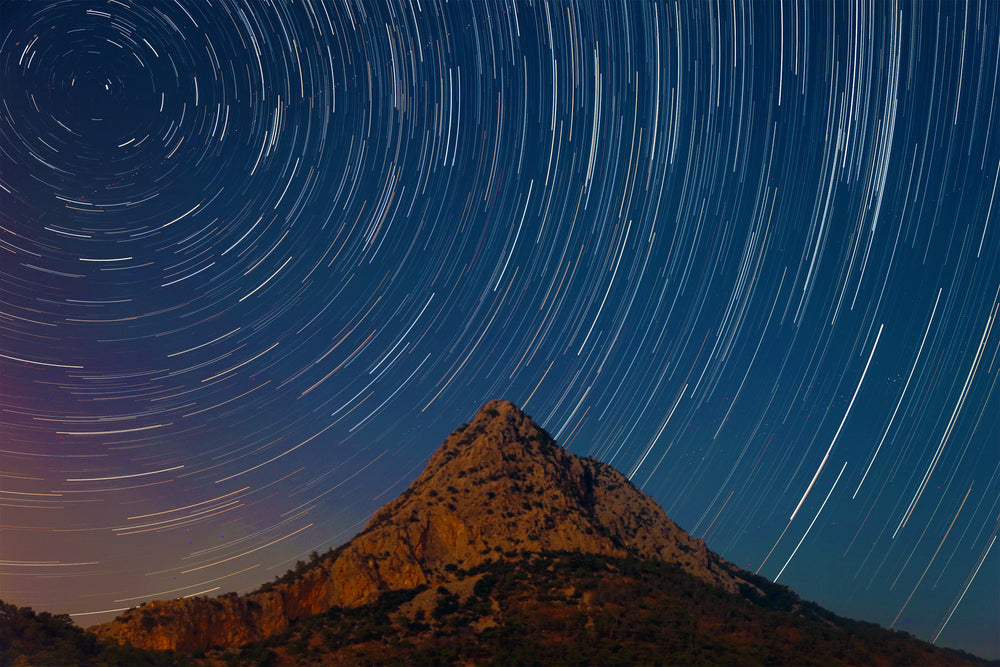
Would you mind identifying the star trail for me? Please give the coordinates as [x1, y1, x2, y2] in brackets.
[1, 0, 998, 657]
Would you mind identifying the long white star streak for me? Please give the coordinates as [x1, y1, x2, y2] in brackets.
[65, 465, 183, 482]
[775, 460, 848, 583]
[932, 525, 999, 644]
[790, 324, 882, 522]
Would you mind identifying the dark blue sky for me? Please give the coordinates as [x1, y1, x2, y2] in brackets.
[1, 0, 997, 658]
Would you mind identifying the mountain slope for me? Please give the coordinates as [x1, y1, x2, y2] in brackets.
[221, 552, 986, 667]
[91, 400, 752, 652]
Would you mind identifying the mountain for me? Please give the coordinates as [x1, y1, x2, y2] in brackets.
[82, 400, 987, 665]
[91, 400, 751, 653]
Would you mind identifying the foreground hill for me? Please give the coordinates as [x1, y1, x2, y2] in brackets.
[0, 601, 189, 666]
[77, 400, 987, 665]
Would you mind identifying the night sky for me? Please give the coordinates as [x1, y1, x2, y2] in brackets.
[2, 0, 998, 658]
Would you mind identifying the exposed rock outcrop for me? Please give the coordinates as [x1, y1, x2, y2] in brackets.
[92, 400, 752, 652]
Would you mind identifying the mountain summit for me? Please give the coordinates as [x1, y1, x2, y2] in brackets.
[93, 400, 750, 652]
[353, 399, 749, 592]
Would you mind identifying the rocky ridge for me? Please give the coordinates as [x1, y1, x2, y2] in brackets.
[92, 400, 753, 653]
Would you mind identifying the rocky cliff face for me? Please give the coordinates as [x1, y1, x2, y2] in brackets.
[92, 400, 752, 653]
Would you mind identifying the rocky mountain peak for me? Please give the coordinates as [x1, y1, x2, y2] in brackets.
[416, 399, 567, 483]
[92, 400, 752, 653]
[368, 399, 591, 529]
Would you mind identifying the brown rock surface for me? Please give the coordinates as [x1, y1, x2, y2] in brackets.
[91, 399, 752, 652]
